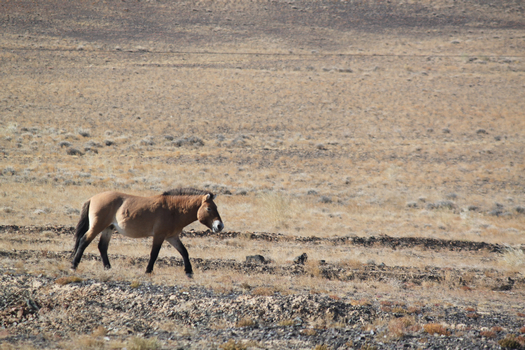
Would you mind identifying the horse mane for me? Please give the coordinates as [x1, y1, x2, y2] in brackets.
[162, 187, 214, 197]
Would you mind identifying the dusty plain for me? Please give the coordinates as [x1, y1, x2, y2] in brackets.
[1, 0, 525, 349]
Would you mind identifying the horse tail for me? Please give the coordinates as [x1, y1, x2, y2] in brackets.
[73, 199, 91, 257]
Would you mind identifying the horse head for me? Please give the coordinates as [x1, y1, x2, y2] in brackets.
[197, 193, 224, 233]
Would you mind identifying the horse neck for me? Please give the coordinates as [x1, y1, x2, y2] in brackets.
[167, 195, 202, 226]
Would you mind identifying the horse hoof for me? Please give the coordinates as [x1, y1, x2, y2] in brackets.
[186, 273, 194, 279]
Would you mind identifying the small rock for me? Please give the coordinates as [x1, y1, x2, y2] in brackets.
[245, 255, 265, 264]
[66, 148, 84, 156]
[319, 196, 332, 204]
[294, 253, 308, 265]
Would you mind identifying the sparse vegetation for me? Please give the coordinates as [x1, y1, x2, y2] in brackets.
[54, 276, 83, 285]
[423, 324, 451, 337]
[126, 337, 160, 350]
[1, 0, 524, 349]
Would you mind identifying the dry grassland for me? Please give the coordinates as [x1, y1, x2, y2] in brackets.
[0, 0, 525, 348]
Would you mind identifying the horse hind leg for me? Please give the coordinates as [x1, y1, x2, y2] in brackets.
[98, 226, 113, 269]
[166, 236, 193, 277]
[71, 222, 107, 270]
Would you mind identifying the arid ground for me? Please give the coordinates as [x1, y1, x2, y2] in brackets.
[1, 0, 525, 349]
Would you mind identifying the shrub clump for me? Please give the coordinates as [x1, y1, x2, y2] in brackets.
[55, 276, 83, 285]
[423, 323, 451, 336]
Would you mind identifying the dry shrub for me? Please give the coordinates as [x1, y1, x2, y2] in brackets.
[301, 329, 317, 336]
[387, 316, 418, 339]
[258, 192, 291, 228]
[498, 334, 525, 349]
[423, 323, 451, 336]
[92, 326, 107, 337]
[341, 259, 363, 269]
[313, 345, 330, 350]
[520, 326, 525, 334]
[305, 260, 321, 278]
[406, 306, 422, 314]
[251, 286, 276, 296]
[235, 317, 256, 328]
[130, 280, 141, 289]
[500, 246, 525, 269]
[55, 276, 83, 285]
[126, 336, 160, 350]
[480, 330, 497, 338]
[351, 299, 371, 306]
[75, 335, 105, 349]
[219, 339, 247, 350]
[278, 319, 295, 326]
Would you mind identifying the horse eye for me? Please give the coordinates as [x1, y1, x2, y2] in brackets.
[206, 207, 211, 212]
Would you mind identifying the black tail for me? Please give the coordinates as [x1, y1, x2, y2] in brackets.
[73, 200, 90, 257]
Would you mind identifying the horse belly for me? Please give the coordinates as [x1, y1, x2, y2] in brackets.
[114, 210, 156, 239]
[114, 218, 154, 238]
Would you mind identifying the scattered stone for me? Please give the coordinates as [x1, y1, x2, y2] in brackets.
[139, 136, 155, 146]
[58, 141, 71, 148]
[294, 253, 308, 265]
[467, 205, 480, 212]
[66, 148, 84, 156]
[245, 255, 266, 264]
[434, 200, 456, 210]
[476, 129, 488, 135]
[515, 206, 525, 214]
[319, 196, 332, 204]
[2, 167, 16, 176]
[406, 201, 418, 208]
[494, 135, 502, 141]
[77, 128, 91, 137]
[171, 136, 204, 147]
[442, 128, 451, 134]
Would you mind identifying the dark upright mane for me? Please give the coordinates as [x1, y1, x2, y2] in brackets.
[162, 188, 214, 197]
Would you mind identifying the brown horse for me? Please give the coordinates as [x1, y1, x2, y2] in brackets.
[71, 188, 224, 277]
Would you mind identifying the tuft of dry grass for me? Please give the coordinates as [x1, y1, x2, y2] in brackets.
[235, 317, 256, 328]
[251, 286, 277, 296]
[219, 339, 247, 350]
[126, 337, 160, 350]
[423, 323, 451, 336]
[55, 276, 83, 285]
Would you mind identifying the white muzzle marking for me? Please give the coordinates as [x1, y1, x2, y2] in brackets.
[213, 220, 224, 233]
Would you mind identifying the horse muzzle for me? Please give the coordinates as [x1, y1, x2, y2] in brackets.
[212, 220, 224, 233]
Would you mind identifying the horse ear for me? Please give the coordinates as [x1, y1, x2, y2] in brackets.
[205, 193, 215, 201]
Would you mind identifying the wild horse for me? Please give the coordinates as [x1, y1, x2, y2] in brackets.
[71, 188, 224, 277]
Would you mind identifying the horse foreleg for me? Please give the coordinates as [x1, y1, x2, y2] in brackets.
[166, 236, 193, 277]
[146, 235, 165, 274]
[98, 228, 113, 269]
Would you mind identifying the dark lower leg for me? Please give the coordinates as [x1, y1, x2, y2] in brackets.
[169, 237, 193, 276]
[98, 232, 111, 269]
[71, 235, 92, 270]
[146, 237, 164, 274]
